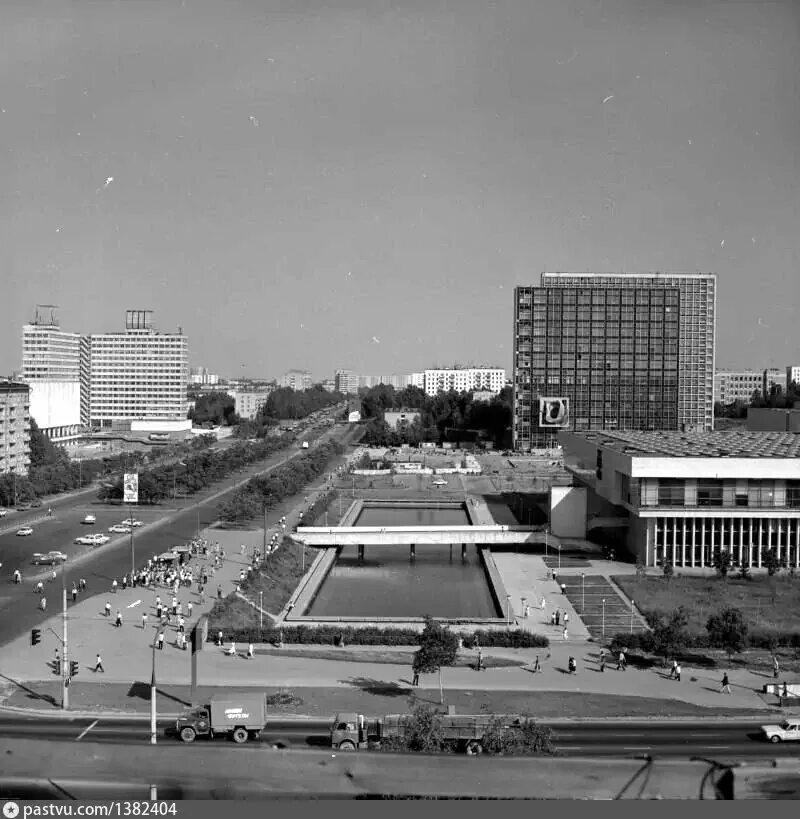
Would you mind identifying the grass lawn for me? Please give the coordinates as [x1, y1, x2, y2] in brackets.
[613, 573, 800, 633]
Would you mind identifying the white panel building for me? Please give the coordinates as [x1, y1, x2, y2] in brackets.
[423, 368, 505, 397]
[81, 310, 188, 431]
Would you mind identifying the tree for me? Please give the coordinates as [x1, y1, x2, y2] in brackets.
[712, 549, 733, 580]
[650, 606, 690, 665]
[764, 547, 787, 577]
[706, 606, 749, 659]
[413, 616, 459, 705]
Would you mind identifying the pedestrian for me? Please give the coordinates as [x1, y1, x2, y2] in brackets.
[240, 544, 246, 555]
[550, 611, 556, 626]
[532, 655, 541, 673]
[720, 673, 732, 695]
[600, 653, 606, 673]
[782, 682, 789, 699]
[157, 630, 165, 650]
[51, 570, 57, 583]
[564, 612, 569, 626]
[122, 575, 127, 591]
[156, 595, 161, 608]
[141, 612, 148, 629]
[560, 583, 566, 595]
[217, 630, 223, 647]
[217, 586, 222, 600]
[773, 656, 780, 679]
[563, 627, 568, 640]
[35, 580, 43, 595]
[669, 659, 678, 679]
[675, 663, 682, 682]
[555, 610, 560, 627]
[540, 596, 546, 610]
[412, 667, 420, 686]
[617, 651, 626, 671]
[14, 569, 21, 584]
[94, 653, 104, 673]
[79, 578, 86, 592]
[477, 647, 484, 671]
[247, 642, 254, 659]
[187, 601, 193, 618]
[71, 585, 78, 603]
[40, 595, 47, 611]
[225, 641, 237, 657]
[115, 610, 122, 628]
[178, 616, 185, 634]
[156, 603, 162, 619]
[104, 601, 111, 617]
[112, 578, 118, 593]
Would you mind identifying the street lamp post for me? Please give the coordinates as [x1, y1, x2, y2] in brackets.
[150, 625, 158, 745]
[581, 573, 585, 614]
[259, 591, 263, 631]
[602, 598, 606, 640]
[630, 599, 635, 634]
[544, 527, 548, 558]
[506, 594, 512, 629]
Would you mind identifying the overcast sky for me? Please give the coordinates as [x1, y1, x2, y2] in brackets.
[1, 0, 798, 380]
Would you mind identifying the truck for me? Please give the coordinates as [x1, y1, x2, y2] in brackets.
[176, 694, 268, 744]
[330, 712, 526, 755]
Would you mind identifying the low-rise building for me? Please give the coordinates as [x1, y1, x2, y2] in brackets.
[234, 389, 273, 420]
[560, 429, 800, 568]
[423, 367, 505, 397]
[714, 369, 763, 405]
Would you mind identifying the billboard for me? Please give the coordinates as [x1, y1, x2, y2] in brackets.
[538, 397, 570, 428]
[123, 473, 139, 504]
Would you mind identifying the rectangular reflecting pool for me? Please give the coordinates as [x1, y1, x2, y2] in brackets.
[304, 502, 501, 619]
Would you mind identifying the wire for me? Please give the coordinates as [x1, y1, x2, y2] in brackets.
[614, 755, 654, 800]
[691, 756, 740, 800]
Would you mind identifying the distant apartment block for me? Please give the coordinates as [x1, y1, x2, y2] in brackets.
[189, 367, 219, 385]
[234, 389, 273, 420]
[279, 370, 313, 391]
[541, 272, 716, 432]
[513, 285, 680, 450]
[81, 310, 188, 431]
[423, 367, 505, 397]
[20, 310, 82, 443]
[320, 379, 337, 392]
[0, 382, 31, 475]
[763, 367, 788, 397]
[787, 366, 800, 387]
[335, 369, 360, 394]
[714, 370, 763, 405]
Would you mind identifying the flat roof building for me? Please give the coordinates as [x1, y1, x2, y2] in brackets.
[279, 370, 313, 391]
[423, 368, 505, 397]
[714, 369, 762, 405]
[560, 429, 800, 568]
[0, 382, 31, 475]
[234, 389, 273, 420]
[541, 272, 716, 432]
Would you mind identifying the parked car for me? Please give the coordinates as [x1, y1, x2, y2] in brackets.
[82, 514, 97, 524]
[31, 551, 67, 565]
[16, 527, 34, 536]
[108, 524, 132, 534]
[90, 534, 110, 545]
[121, 518, 143, 527]
[761, 720, 800, 743]
[0, 509, 7, 517]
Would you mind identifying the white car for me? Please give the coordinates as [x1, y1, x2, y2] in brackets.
[16, 527, 34, 536]
[82, 514, 97, 524]
[32, 551, 67, 565]
[74, 535, 96, 545]
[121, 518, 143, 527]
[90, 534, 110, 545]
[108, 524, 132, 534]
[432, 479, 448, 486]
[761, 720, 800, 743]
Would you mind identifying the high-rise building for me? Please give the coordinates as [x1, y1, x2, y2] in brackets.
[81, 310, 189, 431]
[714, 370, 763, 405]
[279, 370, 313, 391]
[20, 307, 82, 442]
[513, 285, 681, 450]
[334, 369, 360, 394]
[422, 367, 505, 396]
[0, 381, 31, 475]
[541, 272, 716, 432]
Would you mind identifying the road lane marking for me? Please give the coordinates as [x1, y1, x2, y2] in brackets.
[76, 720, 98, 741]
[622, 746, 652, 751]
[705, 745, 733, 749]
[127, 600, 142, 609]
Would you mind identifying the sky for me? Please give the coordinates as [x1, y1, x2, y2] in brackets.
[1, 0, 798, 381]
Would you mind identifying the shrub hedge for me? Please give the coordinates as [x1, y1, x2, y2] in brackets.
[608, 629, 800, 652]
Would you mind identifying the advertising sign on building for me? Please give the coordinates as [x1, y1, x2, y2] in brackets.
[538, 397, 570, 428]
[123, 473, 139, 504]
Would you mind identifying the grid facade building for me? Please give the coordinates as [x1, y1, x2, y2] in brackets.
[714, 370, 763, 405]
[335, 369, 360, 394]
[20, 323, 82, 442]
[0, 382, 31, 475]
[279, 370, 313, 391]
[423, 367, 505, 396]
[81, 311, 188, 430]
[513, 286, 681, 450]
[541, 272, 716, 432]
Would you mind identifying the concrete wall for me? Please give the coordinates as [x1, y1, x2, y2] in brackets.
[28, 381, 80, 429]
[550, 486, 587, 538]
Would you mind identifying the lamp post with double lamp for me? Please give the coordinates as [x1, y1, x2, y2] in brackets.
[602, 598, 606, 640]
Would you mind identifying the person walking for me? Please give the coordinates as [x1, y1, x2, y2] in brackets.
[14, 569, 22, 584]
[412, 666, 420, 687]
[178, 616, 185, 634]
[141, 612, 148, 629]
[157, 630, 165, 650]
[540, 596, 546, 610]
[71, 584, 78, 603]
[669, 659, 678, 679]
[115, 610, 122, 628]
[773, 656, 780, 679]
[35, 580, 44, 595]
[112, 578, 118, 593]
[79, 578, 86, 592]
[247, 642, 254, 659]
[172, 596, 178, 616]
[187, 601, 193, 618]
[617, 650, 626, 671]
[532, 655, 541, 673]
[121, 575, 127, 591]
[560, 582, 566, 595]
[562, 626, 568, 640]
[156, 602, 163, 619]
[477, 647, 484, 671]
[104, 600, 111, 617]
[720, 672, 732, 695]
[599, 652, 606, 673]
[550, 611, 556, 626]
[563, 612, 569, 627]
[51, 570, 57, 584]
[555, 610, 560, 627]
[217, 586, 222, 600]
[94, 653, 104, 673]
[675, 662, 682, 682]
[40, 595, 47, 611]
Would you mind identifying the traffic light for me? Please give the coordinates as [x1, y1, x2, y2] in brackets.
[30, 628, 42, 646]
[70, 660, 79, 677]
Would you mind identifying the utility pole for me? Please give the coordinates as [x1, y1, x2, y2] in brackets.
[62, 565, 69, 710]
[129, 523, 135, 577]
[150, 626, 157, 744]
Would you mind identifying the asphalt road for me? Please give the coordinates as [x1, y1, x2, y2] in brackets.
[0, 713, 796, 759]
[0, 422, 343, 647]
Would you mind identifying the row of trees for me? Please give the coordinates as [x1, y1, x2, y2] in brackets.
[235, 387, 344, 439]
[217, 439, 345, 522]
[359, 385, 512, 448]
[642, 605, 750, 661]
[97, 434, 294, 504]
[189, 392, 238, 426]
[714, 381, 800, 418]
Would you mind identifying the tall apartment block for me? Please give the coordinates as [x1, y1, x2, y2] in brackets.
[541, 272, 717, 433]
[20, 308, 82, 443]
[513, 286, 681, 450]
[0, 382, 31, 475]
[279, 370, 313, 391]
[81, 310, 188, 431]
[334, 369, 360, 394]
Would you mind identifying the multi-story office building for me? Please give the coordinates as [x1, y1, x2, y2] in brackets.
[787, 366, 800, 388]
[0, 382, 31, 475]
[513, 286, 681, 450]
[714, 370, 763, 405]
[763, 367, 788, 397]
[20, 314, 82, 442]
[561, 429, 800, 568]
[423, 367, 505, 397]
[81, 310, 188, 431]
[541, 272, 716, 432]
[334, 369, 360, 394]
[234, 389, 273, 420]
[279, 370, 313, 391]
